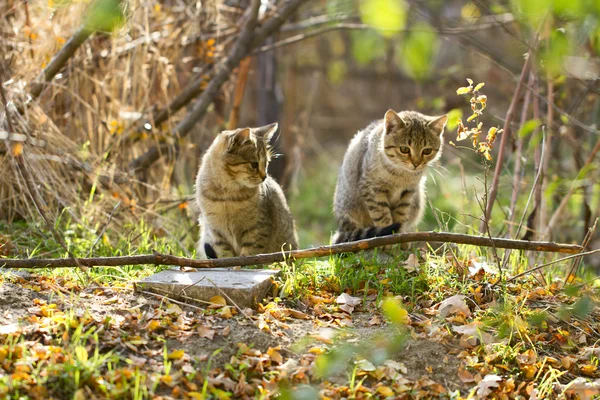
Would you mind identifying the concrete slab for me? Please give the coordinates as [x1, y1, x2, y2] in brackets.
[135, 268, 280, 308]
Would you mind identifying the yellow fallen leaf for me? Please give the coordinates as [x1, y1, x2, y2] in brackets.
[267, 347, 283, 364]
[308, 347, 325, 355]
[168, 349, 185, 360]
[187, 392, 205, 400]
[521, 364, 537, 380]
[580, 364, 597, 376]
[219, 306, 233, 319]
[376, 386, 394, 397]
[209, 296, 227, 308]
[146, 320, 161, 331]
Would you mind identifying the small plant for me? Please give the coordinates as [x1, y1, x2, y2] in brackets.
[453, 78, 502, 161]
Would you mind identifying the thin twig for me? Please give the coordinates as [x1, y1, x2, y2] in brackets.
[561, 219, 598, 288]
[0, 231, 584, 269]
[483, 53, 532, 229]
[515, 130, 546, 239]
[205, 277, 254, 323]
[505, 249, 600, 284]
[87, 201, 121, 257]
[544, 138, 600, 238]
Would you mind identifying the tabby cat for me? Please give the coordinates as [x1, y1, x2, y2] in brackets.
[333, 110, 447, 244]
[195, 123, 299, 258]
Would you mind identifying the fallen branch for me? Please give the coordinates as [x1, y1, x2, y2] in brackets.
[0, 231, 583, 269]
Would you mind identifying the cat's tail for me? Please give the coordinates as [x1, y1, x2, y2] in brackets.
[332, 222, 401, 244]
[204, 243, 218, 259]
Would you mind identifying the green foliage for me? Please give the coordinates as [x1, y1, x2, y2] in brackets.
[398, 22, 439, 80]
[518, 119, 541, 138]
[85, 0, 126, 33]
[359, 0, 407, 37]
[542, 29, 570, 78]
[350, 30, 386, 65]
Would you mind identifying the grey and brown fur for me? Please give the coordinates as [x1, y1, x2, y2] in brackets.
[195, 123, 298, 258]
[333, 110, 447, 244]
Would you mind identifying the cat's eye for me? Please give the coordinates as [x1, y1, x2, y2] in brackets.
[422, 148, 433, 155]
[399, 146, 410, 154]
[250, 162, 259, 170]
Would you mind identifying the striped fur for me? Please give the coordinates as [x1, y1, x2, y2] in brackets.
[195, 123, 299, 258]
[333, 110, 446, 244]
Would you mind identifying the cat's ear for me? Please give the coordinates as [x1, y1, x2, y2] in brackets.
[227, 128, 251, 149]
[254, 122, 278, 143]
[384, 109, 406, 134]
[428, 115, 448, 135]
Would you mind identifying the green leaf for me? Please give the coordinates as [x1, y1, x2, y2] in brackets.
[541, 29, 570, 78]
[75, 346, 88, 363]
[518, 119, 541, 138]
[456, 87, 472, 95]
[572, 296, 594, 318]
[351, 30, 386, 65]
[359, 0, 407, 37]
[511, 0, 551, 27]
[446, 108, 463, 131]
[474, 82, 485, 91]
[85, 0, 125, 32]
[399, 22, 439, 80]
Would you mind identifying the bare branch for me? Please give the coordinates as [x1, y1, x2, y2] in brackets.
[0, 231, 584, 270]
[29, 26, 93, 99]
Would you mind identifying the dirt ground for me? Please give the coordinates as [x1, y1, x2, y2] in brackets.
[0, 272, 469, 396]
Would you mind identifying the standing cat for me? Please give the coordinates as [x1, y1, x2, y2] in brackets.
[333, 110, 447, 244]
[195, 123, 299, 258]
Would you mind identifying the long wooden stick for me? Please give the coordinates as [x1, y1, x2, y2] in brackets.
[0, 232, 583, 269]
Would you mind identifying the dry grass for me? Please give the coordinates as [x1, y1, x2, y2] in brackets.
[0, 0, 244, 231]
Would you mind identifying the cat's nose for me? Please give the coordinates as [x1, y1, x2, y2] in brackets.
[411, 161, 419, 168]
[260, 173, 267, 182]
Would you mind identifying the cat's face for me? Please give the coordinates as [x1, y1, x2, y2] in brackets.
[382, 110, 446, 172]
[220, 123, 277, 188]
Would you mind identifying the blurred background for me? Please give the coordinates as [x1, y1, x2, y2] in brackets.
[1, 0, 599, 265]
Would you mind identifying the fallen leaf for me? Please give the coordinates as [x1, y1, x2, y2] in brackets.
[221, 326, 231, 337]
[339, 304, 355, 314]
[356, 359, 376, 372]
[336, 293, 361, 307]
[458, 367, 475, 383]
[308, 347, 326, 355]
[476, 374, 502, 397]
[198, 326, 215, 340]
[287, 309, 310, 320]
[438, 295, 471, 317]
[166, 303, 183, 315]
[168, 349, 185, 360]
[403, 254, 419, 272]
[267, 346, 283, 364]
[580, 364, 598, 376]
[220, 306, 233, 319]
[560, 377, 600, 400]
[208, 296, 227, 308]
[376, 386, 394, 397]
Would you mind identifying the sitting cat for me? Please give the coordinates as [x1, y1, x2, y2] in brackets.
[195, 123, 298, 258]
[333, 109, 447, 244]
